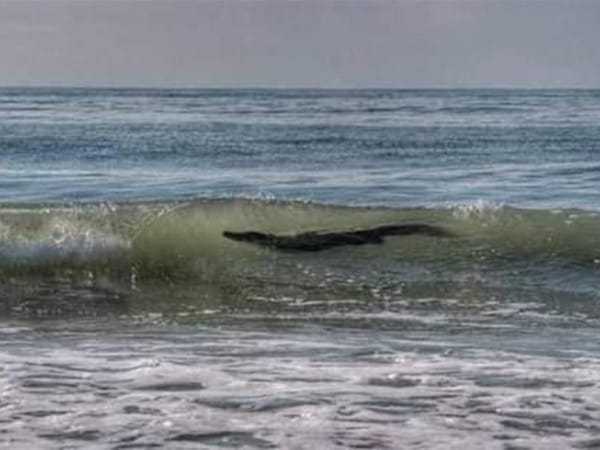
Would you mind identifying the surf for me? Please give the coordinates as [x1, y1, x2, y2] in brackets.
[0, 197, 598, 320]
[0, 198, 598, 277]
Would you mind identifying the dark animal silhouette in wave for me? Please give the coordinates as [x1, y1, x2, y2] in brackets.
[223, 224, 452, 252]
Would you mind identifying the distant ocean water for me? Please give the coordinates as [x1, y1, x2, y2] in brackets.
[1, 88, 600, 448]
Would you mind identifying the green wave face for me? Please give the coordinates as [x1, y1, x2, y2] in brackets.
[0, 198, 598, 320]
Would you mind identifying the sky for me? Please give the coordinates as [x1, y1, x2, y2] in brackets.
[0, 0, 599, 88]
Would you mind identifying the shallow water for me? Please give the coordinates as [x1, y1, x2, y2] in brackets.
[1, 88, 599, 448]
[3, 320, 600, 449]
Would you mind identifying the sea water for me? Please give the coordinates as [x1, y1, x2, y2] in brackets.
[0, 88, 599, 448]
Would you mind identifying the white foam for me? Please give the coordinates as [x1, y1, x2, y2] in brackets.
[0, 220, 129, 265]
[447, 199, 505, 218]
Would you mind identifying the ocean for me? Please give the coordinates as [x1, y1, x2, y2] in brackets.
[0, 88, 599, 448]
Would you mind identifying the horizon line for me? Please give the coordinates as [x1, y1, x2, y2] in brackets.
[0, 84, 599, 91]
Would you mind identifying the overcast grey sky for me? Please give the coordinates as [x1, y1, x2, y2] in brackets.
[0, 0, 599, 88]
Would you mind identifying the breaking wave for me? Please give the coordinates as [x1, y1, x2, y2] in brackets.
[1, 198, 598, 271]
[0, 198, 598, 319]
